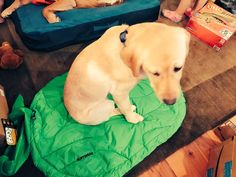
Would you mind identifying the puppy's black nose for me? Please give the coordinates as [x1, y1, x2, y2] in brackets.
[163, 98, 176, 105]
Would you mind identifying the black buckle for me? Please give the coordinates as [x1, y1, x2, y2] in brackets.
[120, 30, 128, 45]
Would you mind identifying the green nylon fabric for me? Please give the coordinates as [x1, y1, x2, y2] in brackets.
[0, 73, 186, 177]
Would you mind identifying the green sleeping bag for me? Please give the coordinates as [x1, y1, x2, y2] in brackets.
[0, 73, 186, 177]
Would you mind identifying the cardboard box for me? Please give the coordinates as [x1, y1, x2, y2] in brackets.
[206, 145, 223, 177]
[0, 85, 9, 146]
[0, 85, 17, 146]
[0, 85, 8, 118]
[206, 136, 236, 177]
[186, 1, 236, 51]
[217, 137, 236, 177]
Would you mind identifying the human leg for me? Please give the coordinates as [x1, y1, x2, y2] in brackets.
[162, 0, 194, 22]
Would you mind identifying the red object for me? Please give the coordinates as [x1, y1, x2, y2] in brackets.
[32, 0, 55, 5]
[186, 1, 236, 51]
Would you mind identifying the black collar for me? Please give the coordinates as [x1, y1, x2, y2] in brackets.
[120, 30, 128, 46]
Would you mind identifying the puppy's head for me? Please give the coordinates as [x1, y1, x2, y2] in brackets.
[121, 23, 190, 105]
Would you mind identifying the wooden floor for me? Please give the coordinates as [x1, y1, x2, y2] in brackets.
[138, 129, 222, 177]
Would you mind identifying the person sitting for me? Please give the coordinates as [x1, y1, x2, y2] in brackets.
[162, 0, 209, 23]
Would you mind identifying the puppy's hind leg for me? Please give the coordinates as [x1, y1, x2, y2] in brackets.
[42, 0, 76, 23]
[78, 99, 120, 125]
[1, 0, 31, 18]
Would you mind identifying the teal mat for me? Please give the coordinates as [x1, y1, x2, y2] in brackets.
[6, 0, 160, 50]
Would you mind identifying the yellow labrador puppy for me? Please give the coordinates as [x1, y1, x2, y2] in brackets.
[64, 22, 190, 125]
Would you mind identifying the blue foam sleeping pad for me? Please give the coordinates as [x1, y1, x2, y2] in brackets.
[0, 73, 186, 177]
[6, 0, 160, 51]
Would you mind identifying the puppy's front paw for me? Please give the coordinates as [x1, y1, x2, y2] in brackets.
[126, 112, 144, 124]
[1, 9, 13, 18]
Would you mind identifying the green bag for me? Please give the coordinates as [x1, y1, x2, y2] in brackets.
[0, 73, 186, 177]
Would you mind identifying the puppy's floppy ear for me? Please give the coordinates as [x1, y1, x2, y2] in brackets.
[121, 47, 142, 77]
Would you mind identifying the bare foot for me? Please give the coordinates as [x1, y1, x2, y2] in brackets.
[185, 8, 193, 17]
[162, 9, 183, 23]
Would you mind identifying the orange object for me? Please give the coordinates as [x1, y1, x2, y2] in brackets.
[32, 0, 55, 5]
[186, 1, 236, 51]
[0, 85, 8, 118]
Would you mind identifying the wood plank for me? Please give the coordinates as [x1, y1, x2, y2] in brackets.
[194, 130, 220, 161]
[182, 34, 236, 92]
[138, 168, 162, 177]
[184, 67, 236, 135]
[138, 129, 222, 177]
[206, 130, 222, 146]
[166, 140, 207, 177]
[150, 160, 177, 177]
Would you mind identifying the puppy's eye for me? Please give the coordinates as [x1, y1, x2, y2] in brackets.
[153, 72, 160, 76]
[174, 67, 182, 72]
